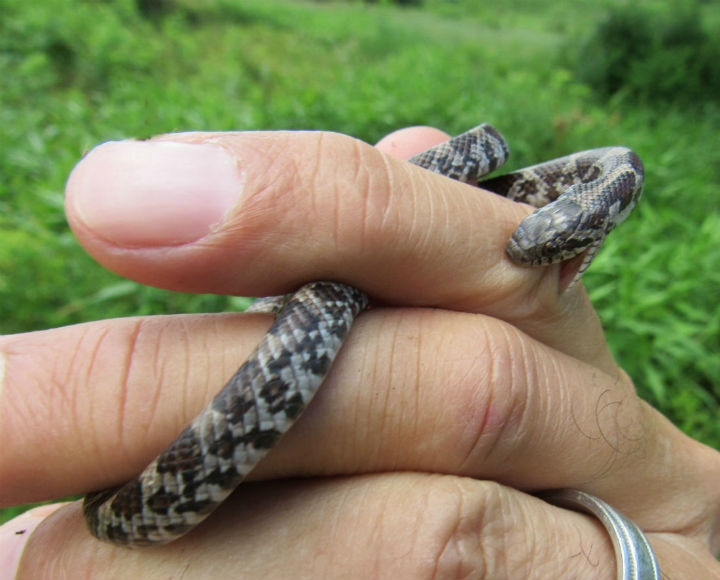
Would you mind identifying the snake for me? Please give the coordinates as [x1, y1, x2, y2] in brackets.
[83, 123, 644, 547]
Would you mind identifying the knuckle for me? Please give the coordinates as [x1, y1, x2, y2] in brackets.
[357, 474, 492, 578]
[322, 475, 615, 578]
[308, 131, 398, 257]
[455, 320, 535, 472]
[215, 130, 397, 281]
[384, 477, 523, 579]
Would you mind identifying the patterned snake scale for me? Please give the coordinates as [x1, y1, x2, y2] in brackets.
[83, 123, 644, 546]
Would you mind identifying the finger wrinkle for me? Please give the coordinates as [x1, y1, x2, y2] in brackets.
[115, 320, 142, 449]
[403, 316, 425, 468]
[467, 482, 563, 578]
[413, 314, 425, 443]
[452, 190, 479, 266]
[341, 139, 399, 265]
[410, 171, 457, 272]
[148, 319, 166, 430]
[464, 322, 532, 474]
[386, 475, 457, 576]
[346, 138, 373, 252]
[377, 314, 409, 469]
[409, 478, 445, 576]
[469, 483, 507, 576]
[316, 479, 355, 575]
[431, 478, 479, 580]
[370, 152, 399, 239]
[311, 132, 340, 249]
[369, 157, 429, 274]
[76, 326, 114, 466]
[391, 312, 441, 471]
[175, 317, 195, 430]
[310, 133, 380, 266]
[337, 476, 387, 577]
[409, 172, 434, 257]
[125, 317, 167, 446]
[472, 324, 500, 466]
[453, 322, 498, 473]
[423, 179, 456, 271]
[364, 318, 388, 465]
[0, 328, 112, 500]
[383, 313, 427, 469]
[123, 317, 197, 456]
[0, 350, 5, 401]
[509, 327, 547, 440]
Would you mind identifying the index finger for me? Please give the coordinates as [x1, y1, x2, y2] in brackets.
[65, 128, 615, 372]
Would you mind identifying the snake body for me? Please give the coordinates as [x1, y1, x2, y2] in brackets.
[83, 124, 644, 546]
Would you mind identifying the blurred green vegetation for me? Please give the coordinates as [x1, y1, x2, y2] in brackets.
[575, 2, 720, 104]
[1, 0, 718, 524]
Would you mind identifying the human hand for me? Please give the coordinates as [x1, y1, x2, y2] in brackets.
[1, 127, 718, 578]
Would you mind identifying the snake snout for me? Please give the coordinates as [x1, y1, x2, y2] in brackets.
[506, 198, 592, 266]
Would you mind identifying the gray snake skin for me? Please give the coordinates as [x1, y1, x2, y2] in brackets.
[83, 123, 644, 546]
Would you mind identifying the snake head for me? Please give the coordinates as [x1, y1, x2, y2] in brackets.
[506, 197, 603, 266]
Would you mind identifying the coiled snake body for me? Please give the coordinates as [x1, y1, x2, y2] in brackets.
[83, 124, 644, 546]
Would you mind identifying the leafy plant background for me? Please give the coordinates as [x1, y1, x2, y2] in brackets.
[1, 0, 718, 523]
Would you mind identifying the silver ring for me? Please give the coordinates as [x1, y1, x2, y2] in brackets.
[541, 489, 660, 580]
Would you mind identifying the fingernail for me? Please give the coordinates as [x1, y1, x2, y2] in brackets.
[0, 504, 66, 579]
[66, 140, 244, 247]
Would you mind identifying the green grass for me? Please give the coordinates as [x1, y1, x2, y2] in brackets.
[1, 0, 718, 525]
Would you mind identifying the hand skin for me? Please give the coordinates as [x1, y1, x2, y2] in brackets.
[0, 127, 718, 579]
